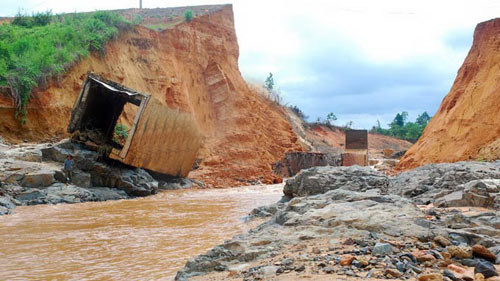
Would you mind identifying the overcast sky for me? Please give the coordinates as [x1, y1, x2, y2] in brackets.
[1, 0, 499, 128]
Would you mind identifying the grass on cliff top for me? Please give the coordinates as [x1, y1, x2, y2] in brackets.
[0, 10, 130, 123]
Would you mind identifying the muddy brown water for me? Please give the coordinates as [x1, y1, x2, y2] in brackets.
[0, 184, 282, 280]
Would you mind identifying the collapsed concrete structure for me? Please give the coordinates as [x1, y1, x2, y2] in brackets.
[342, 129, 368, 166]
[273, 151, 340, 178]
[67, 73, 202, 177]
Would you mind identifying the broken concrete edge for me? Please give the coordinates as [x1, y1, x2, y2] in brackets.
[273, 151, 341, 178]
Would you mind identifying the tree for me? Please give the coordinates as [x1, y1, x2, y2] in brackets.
[416, 111, 431, 127]
[264, 72, 274, 92]
[372, 111, 431, 142]
[326, 112, 337, 124]
[184, 9, 193, 22]
[392, 111, 408, 127]
[405, 122, 421, 141]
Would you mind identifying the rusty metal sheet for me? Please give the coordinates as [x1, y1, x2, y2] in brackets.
[341, 152, 368, 166]
[110, 98, 203, 177]
[345, 129, 368, 150]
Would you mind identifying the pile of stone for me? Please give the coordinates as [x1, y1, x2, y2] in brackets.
[176, 162, 500, 281]
[234, 237, 498, 281]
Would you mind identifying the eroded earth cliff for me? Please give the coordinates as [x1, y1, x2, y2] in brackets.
[398, 18, 500, 169]
[0, 5, 304, 187]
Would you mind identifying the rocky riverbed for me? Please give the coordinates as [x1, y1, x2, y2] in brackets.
[0, 139, 199, 215]
[176, 163, 500, 281]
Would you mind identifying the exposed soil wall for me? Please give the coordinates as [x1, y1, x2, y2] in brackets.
[398, 18, 500, 169]
[0, 5, 303, 187]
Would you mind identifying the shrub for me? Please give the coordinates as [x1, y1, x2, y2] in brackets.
[12, 11, 32, 27]
[32, 11, 53, 26]
[288, 105, 308, 121]
[133, 14, 143, 25]
[11, 10, 53, 27]
[0, 11, 130, 123]
[114, 124, 129, 144]
[184, 9, 193, 22]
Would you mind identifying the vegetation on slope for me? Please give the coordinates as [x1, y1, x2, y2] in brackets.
[370, 111, 431, 142]
[0, 10, 130, 123]
[287, 103, 430, 142]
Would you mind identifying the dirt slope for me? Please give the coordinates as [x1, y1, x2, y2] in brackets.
[398, 18, 500, 169]
[0, 5, 303, 187]
[306, 125, 412, 157]
[282, 108, 412, 157]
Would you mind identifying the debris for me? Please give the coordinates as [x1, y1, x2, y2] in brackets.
[67, 73, 202, 177]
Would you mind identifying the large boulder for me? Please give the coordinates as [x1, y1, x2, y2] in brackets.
[283, 166, 389, 197]
[15, 183, 97, 205]
[87, 187, 129, 201]
[434, 179, 500, 208]
[14, 184, 131, 206]
[71, 170, 91, 188]
[390, 162, 500, 204]
[42, 140, 158, 197]
[20, 169, 56, 188]
[43, 184, 98, 204]
[0, 195, 16, 215]
[89, 163, 158, 196]
[0, 143, 49, 163]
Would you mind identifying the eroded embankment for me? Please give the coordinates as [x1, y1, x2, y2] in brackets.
[0, 5, 303, 187]
[398, 18, 500, 169]
[176, 162, 500, 281]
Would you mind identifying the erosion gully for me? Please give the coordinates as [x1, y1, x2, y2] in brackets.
[0, 184, 282, 280]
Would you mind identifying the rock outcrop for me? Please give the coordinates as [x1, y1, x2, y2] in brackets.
[176, 189, 431, 280]
[0, 139, 166, 214]
[398, 18, 500, 169]
[434, 179, 500, 208]
[283, 166, 389, 197]
[390, 161, 500, 204]
[177, 162, 500, 280]
[41, 139, 158, 196]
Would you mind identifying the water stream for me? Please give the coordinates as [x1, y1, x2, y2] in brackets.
[0, 184, 282, 280]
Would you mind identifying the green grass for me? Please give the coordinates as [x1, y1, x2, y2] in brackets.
[0, 10, 130, 123]
[144, 23, 169, 31]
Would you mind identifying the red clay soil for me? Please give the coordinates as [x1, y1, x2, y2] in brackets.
[305, 124, 412, 156]
[0, 5, 304, 187]
[397, 18, 500, 170]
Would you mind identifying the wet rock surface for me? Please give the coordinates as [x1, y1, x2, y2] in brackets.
[283, 166, 389, 197]
[41, 140, 159, 197]
[178, 162, 500, 280]
[0, 139, 194, 215]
